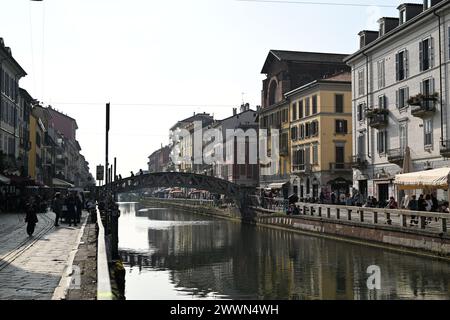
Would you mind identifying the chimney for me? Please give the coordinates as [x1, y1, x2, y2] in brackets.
[233, 108, 237, 116]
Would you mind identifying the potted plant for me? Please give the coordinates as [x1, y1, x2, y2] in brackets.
[407, 93, 423, 106]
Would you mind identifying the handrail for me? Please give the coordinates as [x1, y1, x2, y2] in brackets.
[295, 202, 449, 219]
[97, 208, 113, 300]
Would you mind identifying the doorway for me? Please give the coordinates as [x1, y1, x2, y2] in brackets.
[378, 184, 389, 206]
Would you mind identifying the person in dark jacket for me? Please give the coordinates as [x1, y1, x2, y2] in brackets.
[418, 194, 426, 211]
[25, 197, 38, 237]
[75, 194, 82, 224]
[66, 193, 77, 227]
[52, 193, 63, 227]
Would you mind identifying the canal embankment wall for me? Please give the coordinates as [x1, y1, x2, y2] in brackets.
[141, 198, 450, 261]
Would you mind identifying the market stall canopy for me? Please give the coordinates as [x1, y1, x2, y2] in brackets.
[0, 174, 10, 184]
[394, 167, 450, 190]
[52, 178, 75, 188]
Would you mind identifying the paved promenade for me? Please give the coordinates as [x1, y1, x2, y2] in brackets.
[0, 211, 88, 300]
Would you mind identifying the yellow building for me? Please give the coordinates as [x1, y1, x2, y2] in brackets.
[286, 72, 352, 200]
[28, 113, 44, 183]
[258, 101, 291, 189]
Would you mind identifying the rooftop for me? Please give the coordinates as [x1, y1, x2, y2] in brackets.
[261, 50, 348, 74]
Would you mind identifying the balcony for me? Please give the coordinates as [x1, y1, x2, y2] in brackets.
[367, 109, 389, 129]
[351, 155, 368, 169]
[409, 94, 438, 118]
[329, 163, 352, 172]
[292, 164, 305, 172]
[387, 148, 405, 166]
[440, 140, 450, 158]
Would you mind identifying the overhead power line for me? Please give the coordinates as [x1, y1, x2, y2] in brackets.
[235, 0, 397, 8]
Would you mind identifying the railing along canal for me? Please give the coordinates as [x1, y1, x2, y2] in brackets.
[254, 201, 449, 235]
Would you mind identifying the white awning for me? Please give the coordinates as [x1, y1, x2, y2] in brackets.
[394, 167, 450, 190]
[52, 178, 75, 188]
[268, 182, 287, 189]
[0, 174, 10, 184]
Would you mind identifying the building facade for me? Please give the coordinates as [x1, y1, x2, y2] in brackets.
[345, 0, 450, 204]
[0, 38, 27, 174]
[259, 50, 350, 194]
[169, 112, 214, 173]
[207, 104, 259, 186]
[148, 145, 170, 173]
[287, 73, 353, 200]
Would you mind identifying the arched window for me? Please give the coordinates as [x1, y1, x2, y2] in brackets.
[268, 80, 278, 106]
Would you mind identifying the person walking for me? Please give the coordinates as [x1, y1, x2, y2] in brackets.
[66, 193, 77, 227]
[408, 195, 419, 226]
[25, 197, 38, 237]
[52, 193, 63, 227]
[75, 193, 83, 224]
[386, 197, 398, 209]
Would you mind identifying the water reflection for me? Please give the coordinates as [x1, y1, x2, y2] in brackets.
[118, 202, 450, 300]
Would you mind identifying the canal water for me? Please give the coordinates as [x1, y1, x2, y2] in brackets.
[118, 202, 450, 300]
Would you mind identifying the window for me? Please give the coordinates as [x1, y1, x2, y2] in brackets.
[335, 146, 345, 166]
[377, 130, 387, 154]
[335, 120, 348, 134]
[399, 9, 406, 25]
[291, 126, 298, 141]
[379, 21, 385, 36]
[360, 34, 365, 49]
[358, 133, 366, 157]
[378, 95, 387, 109]
[399, 124, 408, 151]
[305, 98, 310, 117]
[281, 108, 288, 123]
[424, 119, 433, 147]
[305, 123, 310, 138]
[377, 60, 385, 89]
[358, 69, 365, 96]
[312, 145, 318, 165]
[420, 37, 433, 71]
[300, 124, 305, 139]
[299, 100, 304, 118]
[335, 94, 344, 113]
[422, 78, 434, 96]
[397, 87, 409, 109]
[357, 103, 365, 121]
[396, 50, 408, 81]
[312, 95, 318, 114]
[310, 121, 319, 136]
[292, 102, 297, 121]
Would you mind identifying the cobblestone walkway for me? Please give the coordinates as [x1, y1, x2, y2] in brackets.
[0, 211, 87, 300]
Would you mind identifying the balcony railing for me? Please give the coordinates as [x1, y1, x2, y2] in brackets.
[292, 164, 306, 172]
[387, 148, 405, 165]
[329, 163, 352, 171]
[410, 102, 436, 118]
[350, 155, 368, 169]
[367, 109, 389, 129]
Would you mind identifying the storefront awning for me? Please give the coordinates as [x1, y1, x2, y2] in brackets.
[394, 167, 450, 190]
[268, 182, 288, 189]
[52, 178, 75, 188]
[0, 174, 10, 184]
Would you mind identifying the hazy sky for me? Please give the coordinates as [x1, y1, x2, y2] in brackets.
[0, 0, 409, 178]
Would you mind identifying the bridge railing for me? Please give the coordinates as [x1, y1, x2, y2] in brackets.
[144, 197, 216, 208]
[96, 208, 113, 300]
[288, 202, 449, 235]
